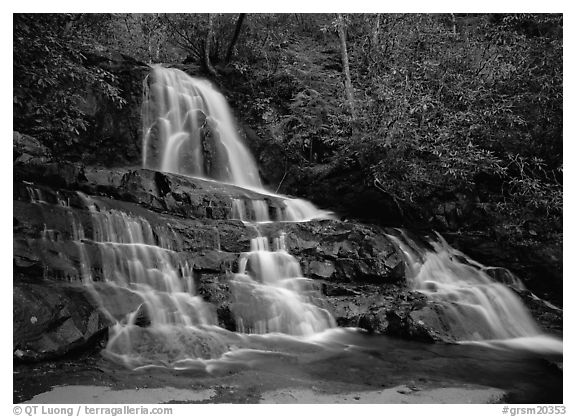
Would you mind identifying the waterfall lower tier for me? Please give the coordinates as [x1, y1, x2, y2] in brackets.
[230, 235, 336, 335]
[22, 185, 337, 369]
[388, 230, 561, 350]
[25, 187, 222, 368]
[77, 192, 215, 328]
[16, 177, 562, 370]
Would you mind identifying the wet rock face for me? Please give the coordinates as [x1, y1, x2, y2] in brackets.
[316, 284, 442, 342]
[254, 221, 405, 284]
[12, 138, 562, 361]
[14, 130, 88, 189]
[14, 282, 111, 361]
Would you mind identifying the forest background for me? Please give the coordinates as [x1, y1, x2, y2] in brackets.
[12, 12, 564, 302]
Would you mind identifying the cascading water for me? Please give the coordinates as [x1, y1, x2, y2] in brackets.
[131, 65, 338, 366]
[140, 65, 560, 354]
[142, 65, 333, 223]
[77, 194, 215, 325]
[230, 233, 335, 335]
[23, 62, 340, 368]
[388, 230, 562, 352]
[142, 66, 262, 188]
[23, 65, 559, 371]
[231, 199, 271, 223]
[25, 187, 233, 368]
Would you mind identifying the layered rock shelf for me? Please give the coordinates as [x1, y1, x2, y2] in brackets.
[13, 132, 562, 362]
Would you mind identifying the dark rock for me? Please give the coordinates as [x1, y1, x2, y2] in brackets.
[484, 267, 526, 291]
[76, 55, 149, 166]
[132, 304, 152, 328]
[256, 221, 403, 284]
[216, 305, 237, 332]
[308, 260, 336, 279]
[321, 282, 362, 297]
[13, 131, 52, 164]
[192, 250, 238, 273]
[13, 281, 111, 362]
[13, 131, 87, 189]
[43, 162, 88, 188]
[357, 310, 389, 334]
[200, 117, 232, 182]
[385, 309, 439, 343]
[516, 291, 563, 335]
[13, 152, 562, 354]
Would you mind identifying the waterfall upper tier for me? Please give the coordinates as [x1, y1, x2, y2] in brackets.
[142, 66, 333, 223]
[143, 66, 262, 189]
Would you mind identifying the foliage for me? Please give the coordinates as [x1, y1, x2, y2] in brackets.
[13, 13, 562, 243]
[218, 13, 562, 242]
[13, 14, 127, 151]
[103, 14, 179, 63]
[337, 13, 562, 238]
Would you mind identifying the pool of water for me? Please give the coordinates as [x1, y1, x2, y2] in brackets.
[14, 329, 562, 404]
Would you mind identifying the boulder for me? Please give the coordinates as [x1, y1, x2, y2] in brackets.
[13, 131, 88, 189]
[14, 281, 110, 362]
[317, 283, 445, 341]
[13, 131, 52, 165]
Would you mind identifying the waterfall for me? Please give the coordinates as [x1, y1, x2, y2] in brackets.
[142, 65, 262, 188]
[231, 199, 271, 223]
[142, 65, 333, 223]
[77, 195, 232, 368]
[140, 65, 559, 351]
[76, 196, 335, 367]
[25, 186, 231, 368]
[21, 66, 559, 370]
[388, 230, 562, 351]
[139, 66, 338, 363]
[76, 193, 214, 325]
[230, 233, 336, 335]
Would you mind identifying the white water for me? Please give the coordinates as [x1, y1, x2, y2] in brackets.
[231, 199, 271, 223]
[140, 65, 337, 354]
[77, 194, 213, 325]
[143, 65, 262, 188]
[24, 187, 228, 367]
[230, 233, 336, 335]
[140, 66, 560, 357]
[388, 230, 562, 353]
[76, 195, 229, 367]
[19, 65, 561, 371]
[142, 66, 333, 223]
[24, 184, 337, 368]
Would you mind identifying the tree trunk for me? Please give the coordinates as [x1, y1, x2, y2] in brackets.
[204, 14, 218, 77]
[337, 14, 357, 121]
[225, 13, 246, 64]
[372, 13, 381, 51]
